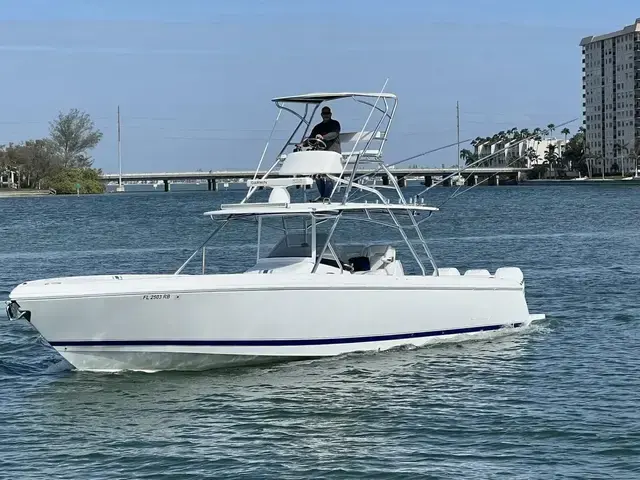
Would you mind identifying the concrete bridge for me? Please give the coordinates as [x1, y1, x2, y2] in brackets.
[100, 167, 530, 191]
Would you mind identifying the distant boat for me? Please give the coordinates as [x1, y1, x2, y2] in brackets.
[451, 173, 465, 186]
[622, 169, 640, 181]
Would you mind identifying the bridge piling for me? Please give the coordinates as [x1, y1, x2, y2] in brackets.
[164, 179, 170, 192]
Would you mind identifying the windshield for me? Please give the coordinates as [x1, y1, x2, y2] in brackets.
[266, 233, 331, 258]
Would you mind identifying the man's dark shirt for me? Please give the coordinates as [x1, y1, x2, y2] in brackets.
[310, 119, 341, 153]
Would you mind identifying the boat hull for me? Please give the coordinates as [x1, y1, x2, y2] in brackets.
[7, 273, 541, 372]
[50, 323, 532, 372]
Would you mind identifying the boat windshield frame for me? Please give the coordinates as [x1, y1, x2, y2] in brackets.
[173, 203, 439, 277]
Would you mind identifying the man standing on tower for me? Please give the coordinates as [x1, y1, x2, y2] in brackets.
[308, 106, 341, 200]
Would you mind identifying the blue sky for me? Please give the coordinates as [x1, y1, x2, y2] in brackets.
[0, 0, 637, 172]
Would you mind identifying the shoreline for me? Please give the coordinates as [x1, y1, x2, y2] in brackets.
[2, 178, 640, 199]
[0, 189, 54, 198]
[521, 178, 640, 185]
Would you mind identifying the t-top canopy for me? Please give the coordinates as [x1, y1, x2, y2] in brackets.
[203, 202, 438, 217]
[272, 92, 398, 104]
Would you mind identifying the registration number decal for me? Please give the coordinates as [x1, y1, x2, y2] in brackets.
[142, 294, 171, 300]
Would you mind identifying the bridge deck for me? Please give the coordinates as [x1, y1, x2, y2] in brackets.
[100, 167, 529, 182]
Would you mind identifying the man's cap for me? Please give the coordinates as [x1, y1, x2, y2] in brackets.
[321, 106, 331, 114]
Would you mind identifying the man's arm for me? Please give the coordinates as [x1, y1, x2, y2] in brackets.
[320, 120, 341, 142]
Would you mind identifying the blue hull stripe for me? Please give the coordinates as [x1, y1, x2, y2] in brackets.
[49, 323, 524, 348]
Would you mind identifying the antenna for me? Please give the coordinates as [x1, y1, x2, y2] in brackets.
[456, 101, 460, 174]
[116, 105, 125, 192]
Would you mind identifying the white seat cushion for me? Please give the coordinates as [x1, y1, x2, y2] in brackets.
[365, 245, 396, 271]
[437, 268, 461, 276]
[494, 267, 524, 283]
[464, 269, 491, 277]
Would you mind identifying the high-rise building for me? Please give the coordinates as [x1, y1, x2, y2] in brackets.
[580, 19, 640, 175]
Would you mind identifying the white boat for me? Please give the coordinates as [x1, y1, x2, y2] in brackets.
[451, 173, 466, 186]
[622, 169, 640, 181]
[5, 91, 545, 372]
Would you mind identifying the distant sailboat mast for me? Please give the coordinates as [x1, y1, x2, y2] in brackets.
[116, 105, 125, 192]
[456, 100, 461, 176]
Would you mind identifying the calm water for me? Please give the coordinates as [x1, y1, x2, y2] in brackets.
[1, 184, 639, 479]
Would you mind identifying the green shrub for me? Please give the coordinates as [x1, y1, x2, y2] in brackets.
[42, 167, 105, 194]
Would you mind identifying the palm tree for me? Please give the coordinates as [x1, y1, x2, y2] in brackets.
[459, 147, 480, 167]
[524, 147, 539, 168]
[561, 128, 570, 142]
[582, 147, 595, 178]
[462, 151, 479, 167]
[531, 127, 543, 143]
[544, 145, 559, 178]
[460, 148, 473, 163]
[560, 128, 570, 155]
[593, 153, 606, 178]
[614, 141, 629, 177]
[547, 123, 556, 138]
[628, 138, 640, 175]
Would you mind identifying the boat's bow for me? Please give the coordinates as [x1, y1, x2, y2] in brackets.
[5, 299, 30, 322]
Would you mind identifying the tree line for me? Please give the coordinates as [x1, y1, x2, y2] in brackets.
[0, 109, 105, 194]
[457, 124, 640, 179]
